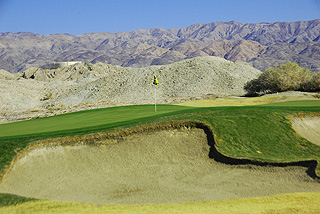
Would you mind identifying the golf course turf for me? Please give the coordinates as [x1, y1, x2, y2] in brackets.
[0, 99, 319, 212]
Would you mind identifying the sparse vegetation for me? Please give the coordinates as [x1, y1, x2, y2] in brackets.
[313, 93, 320, 99]
[85, 62, 93, 71]
[244, 62, 320, 96]
[40, 92, 53, 101]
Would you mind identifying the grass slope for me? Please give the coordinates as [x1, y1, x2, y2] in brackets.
[164, 105, 320, 163]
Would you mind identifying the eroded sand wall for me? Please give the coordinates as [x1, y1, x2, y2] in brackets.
[1, 125, 320, 204]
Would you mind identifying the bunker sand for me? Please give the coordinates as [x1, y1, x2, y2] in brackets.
[1, 128, 320, 204]
[292, 115, 320, 146]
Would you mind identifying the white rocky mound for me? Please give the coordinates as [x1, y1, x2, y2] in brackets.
[0, 56, 261, 121]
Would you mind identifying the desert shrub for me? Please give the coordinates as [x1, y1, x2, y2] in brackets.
[301, 72, 320, 92]
[40, 92, 53, 101]
[245, 62, 314, 96]
[243, 79, 264, 96]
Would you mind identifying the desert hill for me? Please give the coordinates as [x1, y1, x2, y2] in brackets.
[0, 56, 261, 121]
[0, 19, 319, 72]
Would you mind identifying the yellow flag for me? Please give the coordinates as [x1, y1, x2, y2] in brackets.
[153, 76, 159, 85]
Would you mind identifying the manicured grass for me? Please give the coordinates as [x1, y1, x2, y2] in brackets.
[262, 100, 320, 107]
[0, 105, 194, 138]
[1, 192, 320, 214]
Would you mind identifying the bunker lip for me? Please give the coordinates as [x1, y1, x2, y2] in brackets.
[0, 121, 320, 204]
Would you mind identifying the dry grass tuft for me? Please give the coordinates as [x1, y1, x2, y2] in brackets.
[290, 112, 320, 118]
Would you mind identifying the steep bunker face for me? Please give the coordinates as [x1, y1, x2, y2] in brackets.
[1, 127, 320, 204]
[292, 116, 320, 146]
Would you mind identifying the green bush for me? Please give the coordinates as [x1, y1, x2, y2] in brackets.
[244, 63, 317, 96]
[302, 72, 320, 92]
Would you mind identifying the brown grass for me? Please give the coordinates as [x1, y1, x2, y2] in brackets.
[290, 112, 320, 118]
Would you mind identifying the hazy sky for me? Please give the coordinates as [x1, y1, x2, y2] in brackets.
[0, 0, 319, 35]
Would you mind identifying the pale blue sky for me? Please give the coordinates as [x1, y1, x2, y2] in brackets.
[0, 0, 319, 35]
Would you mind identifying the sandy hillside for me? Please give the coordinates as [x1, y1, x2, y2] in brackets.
[0, 56, 261, 122]
[1, 127, 319, 204]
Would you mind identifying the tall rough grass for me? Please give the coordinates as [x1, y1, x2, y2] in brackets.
[244, 62, 319, 96]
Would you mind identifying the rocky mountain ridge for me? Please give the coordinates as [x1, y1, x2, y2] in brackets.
[0, 19, 320, 72]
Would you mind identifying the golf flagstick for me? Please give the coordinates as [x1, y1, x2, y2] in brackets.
[155, 85, 157, 112]
[153, 76, 159, 112]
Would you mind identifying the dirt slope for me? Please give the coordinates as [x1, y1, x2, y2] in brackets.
[1, 128, 319, 204]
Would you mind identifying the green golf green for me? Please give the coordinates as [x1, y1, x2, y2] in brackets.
[0, 105, 194, 138]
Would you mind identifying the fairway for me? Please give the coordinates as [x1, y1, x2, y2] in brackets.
[175, 92, 320, 108]
[263, 100, 320, 107]
[0, 105, 194, 138]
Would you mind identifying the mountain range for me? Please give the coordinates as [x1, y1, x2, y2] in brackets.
[0, 19, 320, 73]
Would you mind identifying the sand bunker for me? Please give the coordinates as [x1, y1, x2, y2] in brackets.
[292, 116, 320, 146]
[1, 127, 320, 204]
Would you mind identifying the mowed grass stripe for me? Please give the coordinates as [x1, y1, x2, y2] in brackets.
[262, 100, 320, 107]
[0, 105, 194, 138]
